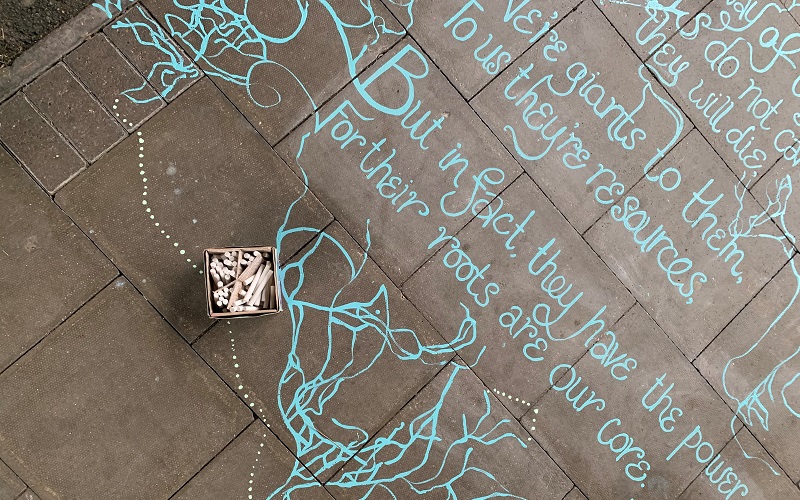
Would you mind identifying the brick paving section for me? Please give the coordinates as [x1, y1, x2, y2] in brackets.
[0, 0, 799, 499]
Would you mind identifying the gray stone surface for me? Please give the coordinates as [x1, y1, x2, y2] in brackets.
[0, 148, 116, 371]
[277, 39, 523, 284]
[382, 0, 581, 98]
[695, 255, 800, 481]
[521, 304, 737, 499]
[0, 459, 25, 500]
[328, 362, 574, 499]
[404, 174, 635, 418]
[661, 0, 800, 183]
[678, 428, 800, 499]
[563, 487, 588, 500]
[25, 62, 126, 162]
[144, 0, 404, 145]
[57, 79, 331, 341]
[195, 222, 453, 482]
[586, 130, 788, 358]
[104, 4, 201, 102]
[0, 2, 114, 102]
[65, 33, 164, 132]
[0, 93, 86, 193]
[172, 420, 334, 500]
[594, 0, 708, 59]
[472, 1, 689, 233]
[0, 278, 252, 500]
[2, 0, 800, 497]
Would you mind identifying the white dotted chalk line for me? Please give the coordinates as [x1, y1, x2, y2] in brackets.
[491, 388, 539, 441]
[137, 131, 202, 274]
[230, 329, 270, 500]
[112, 97, 129, 126]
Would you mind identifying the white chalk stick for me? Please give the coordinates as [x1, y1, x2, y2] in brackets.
[248, 269, 272, 307]
[243, 306, 258, 311]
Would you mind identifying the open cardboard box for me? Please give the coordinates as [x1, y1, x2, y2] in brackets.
[204, 246, 283, 318]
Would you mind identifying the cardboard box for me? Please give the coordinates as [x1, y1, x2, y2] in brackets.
[203, 246, 283, 318]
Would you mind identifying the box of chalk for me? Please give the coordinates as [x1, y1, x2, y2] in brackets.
[203, 246, 283, 318]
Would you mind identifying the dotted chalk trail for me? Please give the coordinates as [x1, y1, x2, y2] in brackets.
[137, 131, 202, 274]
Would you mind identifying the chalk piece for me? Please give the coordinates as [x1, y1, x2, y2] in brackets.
[249, 269, 272, 307]
[244, 306, 258, 311]
[269, 285, 276, 310]
[244, 265, 265, 299]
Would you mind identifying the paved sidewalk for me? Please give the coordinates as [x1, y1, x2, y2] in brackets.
[1, 0, 800, 499]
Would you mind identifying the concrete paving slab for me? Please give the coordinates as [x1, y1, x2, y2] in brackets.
[327, 362, 573, 499]
[593, 0, 708, 59]
[382, 0, 581, 98]
[660, 0, 800, 183]
[586, 130, 788, 358]
[172, 420, 334, 500]
[404, 174, 635, 418]
[521, 304, 737, 499]
[0, 278, 252, 500]
[194, 222, 453, 482]
[25, 62, 126, 162]
[0, 149, 116, 371]
[277, 39, 523, 284]
[142, 0, 404, 145]
[695, 255, 800, 481]
[0, 93, 86, 193]
[472, 1, 689, 233]
[0, 459, 25, 500]
[678, 428, 800, 500]
[65, 33, 164, 132]
[104, 4, 201, 101]
[56, 79, 331, 341]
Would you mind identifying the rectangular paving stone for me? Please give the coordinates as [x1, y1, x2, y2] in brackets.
[0, 93, 86, 193]
[679, 428, 800, 500]
[382, 0, 580, 98]
[594, 0, 708, 59]
[403, 174, 635, 418]
[15, 491, 39, 500]
[0, 278, 252, 500]
[695, 255, 800, 481]
[172, 420, 334, 500]
[277, 39, 523, 284]
[66, 33, 164, 132]
[472, 1, 689, 233]
[144, 0, 404, 145]
[194, 222, 454, 482]
[660, 0, 800, 182]
[104, 4, 201, 102]
[25, 62, 126, 162]
[0, 149, 117, 371]
[56, 78, 331, 341]
[0, 459, 25, 500]
[328, 362, 573, 499]
[521, 304, 737, 500]
[585, 130, 788, 357]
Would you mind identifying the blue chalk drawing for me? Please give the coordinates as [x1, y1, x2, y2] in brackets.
[721, 171, 799, 475]
[111, 5, 201, 103]
[108, 0, 403, 108]
[103, 1, 532, 496]
[265, 178, 527, 498]
[99, 0, 800, 490]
